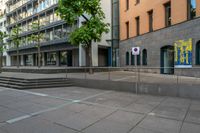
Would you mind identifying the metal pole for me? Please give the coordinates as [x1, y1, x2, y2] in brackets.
[108, 67, 111, 80]
[135, 55, 138, 94]
[84, 67, 87, 79]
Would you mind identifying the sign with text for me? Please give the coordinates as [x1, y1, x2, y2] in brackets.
[174, 38, 192, 68]
[132, 47, 140, 55]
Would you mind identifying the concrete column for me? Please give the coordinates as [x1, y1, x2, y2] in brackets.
[6, 55, 11, 66]
[79, 45, 86, 66]
[56, 51, 60, 66]
[42, 53, 45, 66]
[20, 55, 24, 66]
[92, 43, 98, 67]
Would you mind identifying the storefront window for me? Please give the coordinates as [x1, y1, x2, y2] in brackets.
[60, 51, 67, 65]
[46, 52, 57, 65]
[24, 54, 33, 66]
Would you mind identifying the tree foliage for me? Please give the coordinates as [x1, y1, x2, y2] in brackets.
[57, 0, 109, 47]
[0, 31, 7, 52]
[10, 26, 22, 68]
[10, 26, 21, 48]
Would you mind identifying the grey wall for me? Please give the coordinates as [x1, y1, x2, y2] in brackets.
[120, 18, 200, 76]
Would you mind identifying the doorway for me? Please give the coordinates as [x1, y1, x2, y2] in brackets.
[161, 46, 174, 74]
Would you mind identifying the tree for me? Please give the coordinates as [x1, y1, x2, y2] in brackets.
[57, 0, 109, 73]
[10, 26, 22, 68]
[0, 31, 7, 73]
[28, 21, 44, 68]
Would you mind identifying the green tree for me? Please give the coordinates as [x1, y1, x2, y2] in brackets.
[57, 0, 109, 73]
[10, 26, 22, 68]
[0, 31, 7, 73]
[28, 21, 44, 68]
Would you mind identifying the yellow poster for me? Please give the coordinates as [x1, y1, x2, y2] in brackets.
[174, 38, 192, 68]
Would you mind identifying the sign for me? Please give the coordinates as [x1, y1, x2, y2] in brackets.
[174, 38, 192, 68]
[132, 47, 140, 55]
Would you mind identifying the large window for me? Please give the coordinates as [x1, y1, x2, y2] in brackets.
[196, 41, 200, 65]
[46, 52, 57, 65]
[125, 21, 129, 39]
[142, 49, 147, 65]
[136, 0, 140, 5]
[164, 2, 171, 27]
[137, 54, 140, 65]
[135, 16, 140, 36]
[131, 52, 135, 65]
[148, 10, 153, 32]
[126, 52, 130, 65]
[188, 0, 196, 19]
[126, 0, 129, 10]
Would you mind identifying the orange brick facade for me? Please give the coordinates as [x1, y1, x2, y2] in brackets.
[120, 0, 200, 40]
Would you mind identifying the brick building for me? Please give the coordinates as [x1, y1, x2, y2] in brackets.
[120, 0, 200, 76]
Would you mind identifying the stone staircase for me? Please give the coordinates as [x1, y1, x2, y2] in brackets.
[0, 76, 73, 89]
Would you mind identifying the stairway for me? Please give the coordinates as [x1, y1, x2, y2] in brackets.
[0, 76, 73, 89]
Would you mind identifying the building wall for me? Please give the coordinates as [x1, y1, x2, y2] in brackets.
[120, 0, 200, 40]
[120, 17, 200, 76]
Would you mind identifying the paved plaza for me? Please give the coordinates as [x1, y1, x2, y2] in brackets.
[0, 86, 199, 133]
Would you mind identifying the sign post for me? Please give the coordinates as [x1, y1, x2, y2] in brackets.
[132, 47, 140, 94]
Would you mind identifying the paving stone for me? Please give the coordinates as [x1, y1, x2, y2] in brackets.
[1, 117, 77, 133]
[86, 92, 138, 108]
[29, 97, 67, 107]
[54, 105, 116, 131]
[152, 105, 187, 120]
[160, 97, 190, 109]
[83, 110, 144, 133]
[134, 95, 164, 106]
[137, 116, 182, 133]
[0, 109, 26, 123]
[180, 122, 200, 133]
[185, 109, 200, 124]
[125, 103, 156, 114]
[130, 127, 164, 133]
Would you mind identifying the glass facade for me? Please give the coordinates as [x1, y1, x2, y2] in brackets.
[24, 54, 33, 66]
[46, 52, 56, 65]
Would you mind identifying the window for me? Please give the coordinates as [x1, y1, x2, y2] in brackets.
[137, 54, 140, 65]
[131, 52, 135, 65]
[126, 0, 129, 10]
[136, 0, 140, 5]
[46, 52, 57, 65]
[125, 21, 129, 39]
[148, 10, 153, 32]
[54, 26, 62, 40]
[188, 0, 196, 19]
[142, 49, 147, 65]
[135, 16, 140, 36]
[126, 52, 130, 65]
[164, 2, 171, 27]
[196, 41, 200, 65]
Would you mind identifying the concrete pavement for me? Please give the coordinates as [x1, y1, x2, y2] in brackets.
[0, 86, 199, 133]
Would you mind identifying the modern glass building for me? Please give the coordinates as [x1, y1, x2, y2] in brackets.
[5, 0, 112, 67]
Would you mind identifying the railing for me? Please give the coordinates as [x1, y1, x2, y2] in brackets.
[64, 67, 200, 97]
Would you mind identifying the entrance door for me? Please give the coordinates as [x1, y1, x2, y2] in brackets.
[161, 46, 174, 74]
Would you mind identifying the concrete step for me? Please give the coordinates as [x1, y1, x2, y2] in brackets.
[0, 80, 71, 86]
[0, 76, 73, 89]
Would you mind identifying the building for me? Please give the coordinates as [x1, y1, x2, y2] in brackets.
[120, 0, 200, 76]
[111, 0, 120, 67]
[5, 0, 111, 67]
[0, 0, 10, 66]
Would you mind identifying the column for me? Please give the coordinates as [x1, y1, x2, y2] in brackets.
[79, 45, 86, 66]
[92, 43, 98, 66]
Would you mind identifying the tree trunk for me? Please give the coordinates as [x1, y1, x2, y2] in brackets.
[0, 51, 2, 73]
[88, 43, 93, 74]
[38, 45, 41, 68]
[17, 48, 19, 68]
